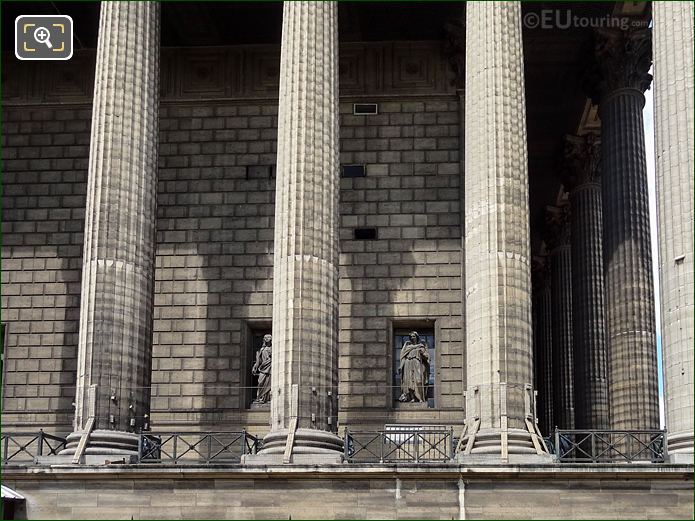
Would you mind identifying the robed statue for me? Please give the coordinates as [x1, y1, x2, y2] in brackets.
[397, 331, 430, 403]
[252, 334, 272, 404]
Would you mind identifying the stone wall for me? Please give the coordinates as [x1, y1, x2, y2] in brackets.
[3, 469, 692, 520]
[1, 106, 90, 431]
[1, 42, 463, 436]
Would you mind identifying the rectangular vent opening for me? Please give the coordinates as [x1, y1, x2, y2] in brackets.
[353, 103, 379, 115]
[341, 164, 366, 178]
[246, 165, 276, 179]
[354, 227, 377, 240]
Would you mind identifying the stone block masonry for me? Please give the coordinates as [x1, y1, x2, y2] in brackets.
[1, 106, 91, 431]
[2, 465, 692, 520]
[1, 44, 463, 436]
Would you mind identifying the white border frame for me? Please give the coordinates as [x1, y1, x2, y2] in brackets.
[15, 15, 74, 61]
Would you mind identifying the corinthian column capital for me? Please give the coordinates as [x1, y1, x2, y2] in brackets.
[561, 134, 601, 191]
[585, 28, 653, 105]
[544, 205, 572, 252]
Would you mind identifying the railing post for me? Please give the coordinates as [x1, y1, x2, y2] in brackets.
[207, 434, 212, 464]
[414, 432, 419, 463]
[173, 434, 178, 464]
[242, 429, 247, 456]
[449, 427, 454, 461]
[554, 428, 560, 460]
[137, 434, 143, 463]
[37, 429, 44, 457]
[591, 431, 596, 463]
[343, 429, 349, 463]
[380, 431, 384, 463]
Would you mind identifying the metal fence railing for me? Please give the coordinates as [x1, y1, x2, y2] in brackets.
[344, 428, 454, 463]
[0, 428, 669, 466]
[137, 431, 259, 464]
[552, 429, 666, 463]
[1, 431, 67, 464]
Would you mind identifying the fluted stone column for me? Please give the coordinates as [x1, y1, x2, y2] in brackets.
[546, 207, 575, 429]
[258, 1, 342, 461]
[64, 2, 160, 456]
[653, 2, 694, 459]
[562, 135, 609, 429]
[462, 2, 544, 458]
[587, 28, 659, 430]
[532, 258, 554, 435]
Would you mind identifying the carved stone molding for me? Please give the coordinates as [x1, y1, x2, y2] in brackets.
[560, 134, 601, 191]
[584, 28, 652, 105]
[2, 41, 455, 105]
[544, 205, 571, 251]
[531, 255, 552, 292]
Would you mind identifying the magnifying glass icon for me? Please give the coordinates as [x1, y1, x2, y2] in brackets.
[33, 26, 53, 49]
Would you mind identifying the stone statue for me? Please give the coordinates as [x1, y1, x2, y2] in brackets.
[397, 331, 430, 403]
[252, 334, 272, 404]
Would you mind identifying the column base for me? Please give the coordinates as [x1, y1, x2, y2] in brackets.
[667, 431, 694, 465]
[59, 429, 139, 457]
[667, 452, 694, 465]
[667, 431, 694, 454]
[243, 428, 344, 464]
[458, 427, 548, 458]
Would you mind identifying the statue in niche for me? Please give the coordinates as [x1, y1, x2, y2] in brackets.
[397, 331, 430, 403]
[252, 334, 272, 404]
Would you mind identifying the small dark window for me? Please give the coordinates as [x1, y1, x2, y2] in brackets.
[246, 165, 275, 179]
[354, 227, 377, 240]
[353, 103, 379, 115]
[341, 164, 366, 178]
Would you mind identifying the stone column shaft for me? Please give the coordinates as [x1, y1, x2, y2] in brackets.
[551, 240, 574, 429]
[571, 183, 609, 428]
[262, 1, 342, 457]
[66, 1, 160, 455]
[533, 262, 554, 434]
[588, 28, 659, 430]
[563, 136, 609, 429]
[463, 2, 539, 456]
[601, 89, 659, 429]
[653, 1, 694, 456]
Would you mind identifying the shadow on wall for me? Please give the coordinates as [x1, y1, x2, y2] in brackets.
[336, 99, 465, 432]
[0, 105, 90, 435]
[150, 102, 277, 432]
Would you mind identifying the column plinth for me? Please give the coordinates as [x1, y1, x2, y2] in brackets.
[257, 1, 342, 461]
[587, 28, 659, 430]
[461, 2, 545, 458]
[562, 135, 609, 429]
[653, 1, 694, 457]
[63, 1, 160, 457]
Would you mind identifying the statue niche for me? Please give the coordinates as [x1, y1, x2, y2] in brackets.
[251, 333, 272, 405]
[397, 331, 430, 403]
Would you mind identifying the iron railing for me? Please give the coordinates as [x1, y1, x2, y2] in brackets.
[1, 431, 67, 464]
[344, 428, 454, 463]
[0, 428, 669, 465]
[553, 429, 666, 463]
[137, 431, 259, 464]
